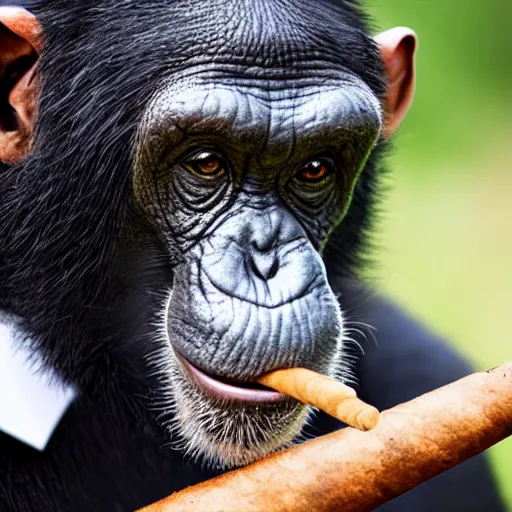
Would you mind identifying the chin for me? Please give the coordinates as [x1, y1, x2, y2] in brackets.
[162, 346, 311, 469]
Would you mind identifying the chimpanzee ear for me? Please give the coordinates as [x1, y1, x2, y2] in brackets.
[0, 8, 41, 164]
[374, 27, 417, 138]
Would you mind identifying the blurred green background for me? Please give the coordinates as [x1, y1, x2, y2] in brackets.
[367, 0, 511, 507]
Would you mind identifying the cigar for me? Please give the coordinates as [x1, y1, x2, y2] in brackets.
[257, 368, 380, 431]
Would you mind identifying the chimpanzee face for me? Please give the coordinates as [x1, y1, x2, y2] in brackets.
[0, 1, 415, 468]
[132, 63, 381, 464]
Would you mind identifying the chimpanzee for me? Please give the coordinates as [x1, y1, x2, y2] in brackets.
[0, 1, 506, 511]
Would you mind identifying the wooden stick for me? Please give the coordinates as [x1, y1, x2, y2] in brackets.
[257, 368, 380, 431]
[139, 363, 512, 512]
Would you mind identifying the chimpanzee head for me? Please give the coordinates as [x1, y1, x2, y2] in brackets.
[0, 1, 416, 468]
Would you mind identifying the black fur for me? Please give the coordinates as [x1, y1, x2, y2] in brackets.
[0, 1, 506, 511]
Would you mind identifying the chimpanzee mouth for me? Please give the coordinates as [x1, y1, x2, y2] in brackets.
[174, 351, 286, 403]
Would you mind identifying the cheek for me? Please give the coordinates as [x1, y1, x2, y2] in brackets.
[132, 159, 234, 252]
[287, 198, 344, 250]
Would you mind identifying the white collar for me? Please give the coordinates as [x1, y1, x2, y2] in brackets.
[0, 315, 76, 451]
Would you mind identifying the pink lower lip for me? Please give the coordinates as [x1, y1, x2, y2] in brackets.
[175, 352, 286, 403]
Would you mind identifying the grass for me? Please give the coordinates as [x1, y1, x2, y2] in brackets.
[373, 131, 512, 509]
[365, 0, 511, 504]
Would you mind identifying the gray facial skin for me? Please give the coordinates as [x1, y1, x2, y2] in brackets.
[134, 68, 382, 467]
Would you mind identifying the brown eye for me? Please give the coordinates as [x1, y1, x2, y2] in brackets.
[183, 151, 226, 179]
[299, 159, 332, 183]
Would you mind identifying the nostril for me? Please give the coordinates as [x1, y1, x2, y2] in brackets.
[249, 252, 279, 281]
[251, 238, 273, 253]
[267, 258, 279, 280]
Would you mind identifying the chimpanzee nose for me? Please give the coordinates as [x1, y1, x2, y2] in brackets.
[247, 210, 283, 281]
[248, 248, 279, 281]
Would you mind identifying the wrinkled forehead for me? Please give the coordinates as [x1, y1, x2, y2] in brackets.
[144, 71, 382, 136]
